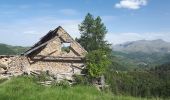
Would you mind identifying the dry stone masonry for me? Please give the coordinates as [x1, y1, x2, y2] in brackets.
[0, 26, 87, 82]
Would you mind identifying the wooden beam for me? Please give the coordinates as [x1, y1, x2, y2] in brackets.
[29, 55, 85, 63]
[24, 37, 58, 56]
[33, 55, 85, 60]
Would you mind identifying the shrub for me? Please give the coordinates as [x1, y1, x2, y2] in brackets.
[51, 79, 70, 89]
[86, 50, 111, 78]
[73, 74, 90, 85]
[34, 71, 51, 82]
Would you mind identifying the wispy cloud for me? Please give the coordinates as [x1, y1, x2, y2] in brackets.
[58, 9, 79, 15]
[1, 15, 170, 46]
[0, 17, 81, 46]
[106, 32, 170, 45]
[115, 0, 148, 10]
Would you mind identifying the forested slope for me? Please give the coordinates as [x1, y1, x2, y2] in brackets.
[0, 43, 29, 55]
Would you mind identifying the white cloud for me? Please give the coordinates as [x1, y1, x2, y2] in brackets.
[1, 16, 170, 47]
[58, 9, 79, 15]
[106, 32, 170, 45]
[0, 17, 81, 46]
[115, 0, 148, 10]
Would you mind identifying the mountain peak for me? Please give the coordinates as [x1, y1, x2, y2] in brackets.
[152, 39, 164, 42]
[113, 39, 170, 53]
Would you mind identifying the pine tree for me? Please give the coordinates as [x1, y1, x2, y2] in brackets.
[77, 13, 111, 53]
[77, 13, 111, 78]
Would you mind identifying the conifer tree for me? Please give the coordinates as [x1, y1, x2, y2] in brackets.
[77, 13, 111, 78]
[77, 13, 111, 53]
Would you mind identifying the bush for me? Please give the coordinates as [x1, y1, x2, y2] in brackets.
[34, 71, 51, 82]
[51, 79, 70, 89]
[73, 74, 90, 85]
[86, 50, 111, 78]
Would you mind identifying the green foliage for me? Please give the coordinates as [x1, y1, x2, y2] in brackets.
[151, 62, 170, 98]
[51, 79, 70, 89]
[77, 13, 111, 53]
[11, 46, 29, 55]
[112, 51, 170, 71]
[73, 74, 90, 85]
[34, 71, 51, 82]
[0, 44, 16, 55]
[86, 50, 111, 78]
[77, 13, 111, 79]
[0, 43, 29, 55]
[105, 62, 170, 98]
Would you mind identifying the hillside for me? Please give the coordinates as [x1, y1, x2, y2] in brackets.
[111, 39, 170, 70]
[0, 43, 29, 55]
[112, 51, 170, 70]
[0, 76, 156, 100]
[106, 62, 170, 98]
[113, 39, 170, 53]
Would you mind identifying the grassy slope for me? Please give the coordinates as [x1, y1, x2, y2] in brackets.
[0, 76, 160, 100]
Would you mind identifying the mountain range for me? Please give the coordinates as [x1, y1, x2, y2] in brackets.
[113, 39, 170, 53]
[112, 39, 170, 70]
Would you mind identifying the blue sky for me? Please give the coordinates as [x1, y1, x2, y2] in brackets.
[0, 0, 170, 46]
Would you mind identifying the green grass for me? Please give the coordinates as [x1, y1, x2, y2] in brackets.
[0, 76, 161, 100]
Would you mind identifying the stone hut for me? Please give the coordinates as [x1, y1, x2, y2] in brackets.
[0, 26, 87, 81]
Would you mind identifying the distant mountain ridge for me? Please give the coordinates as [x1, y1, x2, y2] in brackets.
[113, 39, 170, 53]
[0, 43, 29, 55]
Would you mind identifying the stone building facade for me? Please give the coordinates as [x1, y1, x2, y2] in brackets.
[0, 26, 87, 81]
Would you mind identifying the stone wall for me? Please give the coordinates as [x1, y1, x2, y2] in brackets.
[57, 27, 87, 56]
[0, 55, 84, 81]
[25, 59, 84, 81]
[37, 38, 77, 57]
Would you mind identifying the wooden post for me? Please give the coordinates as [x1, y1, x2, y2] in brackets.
[101, 75, 105, 90]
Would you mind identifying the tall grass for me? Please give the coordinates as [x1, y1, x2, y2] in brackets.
[0, 76, 162, 100]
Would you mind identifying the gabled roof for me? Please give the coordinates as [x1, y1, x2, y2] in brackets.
[24, 26, 87, 57]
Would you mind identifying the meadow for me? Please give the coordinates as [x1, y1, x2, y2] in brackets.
[0, 76, 162, 100]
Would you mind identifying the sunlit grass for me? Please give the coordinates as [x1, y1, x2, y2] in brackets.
[0, 76, 162, 100]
